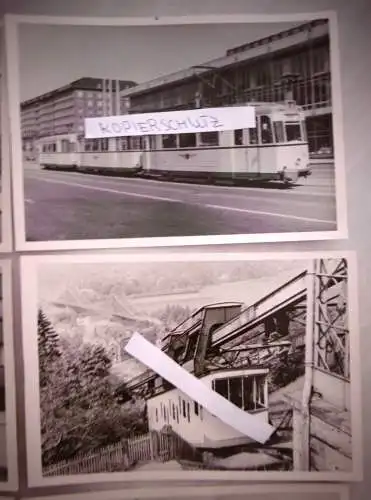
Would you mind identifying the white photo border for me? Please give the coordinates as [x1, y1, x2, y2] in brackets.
[6, 11, 347, 252]
[0, 260, 19, 491]
[20, 250, 362, 487]
[0, 24, 13, 253]
[19, 483, 351, 500]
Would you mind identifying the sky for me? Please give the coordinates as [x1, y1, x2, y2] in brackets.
[38, 259, 309, 304]
[18, 21, 307, 101]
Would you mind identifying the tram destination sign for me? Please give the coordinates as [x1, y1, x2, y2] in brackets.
[84, 106, 256, 139]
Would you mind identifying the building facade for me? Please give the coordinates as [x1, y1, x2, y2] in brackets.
[121, 19, 332, 157]
[21, 77, 137, 158]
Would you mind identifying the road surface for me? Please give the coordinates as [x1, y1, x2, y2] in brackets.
[23, 164, 337, 241]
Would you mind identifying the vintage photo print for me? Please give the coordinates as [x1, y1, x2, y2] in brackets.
[0, 260, 18, 491]
[20, 251, 362, 487]
[19, 484, 351, 500]
[0, 26, 13, 252]
[6, 12, 346, 251]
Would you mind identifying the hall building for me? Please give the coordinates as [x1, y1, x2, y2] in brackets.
[120, 18, 332, 158]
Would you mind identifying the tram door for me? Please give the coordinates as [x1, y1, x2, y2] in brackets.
[245, 116, 260, 178]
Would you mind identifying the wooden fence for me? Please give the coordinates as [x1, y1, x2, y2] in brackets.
[43, 428, 199, 476]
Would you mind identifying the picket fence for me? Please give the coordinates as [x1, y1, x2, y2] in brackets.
[43, 429, 195, 476]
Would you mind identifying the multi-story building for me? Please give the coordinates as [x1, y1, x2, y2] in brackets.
[21, 77, 137, 158]
[120, 19, 332, 156]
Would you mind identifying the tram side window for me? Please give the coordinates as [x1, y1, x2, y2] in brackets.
[301, 120, 308, 142]
[101, 138, 109, 151]
[213, 379, 229, 400]
[229, 377, 243, 408]
[249, 117, 258, 145]
[92, 139, 100, 152]
[162, 134, 177, 149]
[260, 115, 273, 144]
[84, 139, 92, 152]
[285, 121, 302, 142]
[116, 138, 128, 151]
[130, 136, 144, 150]
[273, 121, 285, 143]
[148, 135, 157, 150]
[255, 375, 266, 408]
[184, 335, 198, 362]
[61, 139, 69, 153]
[199, 132, 219, 147]
[234, 129, 243, 146]
[194, 401, 199, 416]
[179, 133, 196, 148]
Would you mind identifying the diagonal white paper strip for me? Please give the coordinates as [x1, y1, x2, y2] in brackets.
[125, 332, 275, 445]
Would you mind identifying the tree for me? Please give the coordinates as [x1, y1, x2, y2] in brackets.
[40, 338, 144, 467]
[37, 308, 61, 388]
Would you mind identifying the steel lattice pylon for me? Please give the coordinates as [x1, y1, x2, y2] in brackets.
[312, 258, 349, 380]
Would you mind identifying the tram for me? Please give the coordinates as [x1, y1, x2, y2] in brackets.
[123, 302, 272, 450]
[37, 100, 310, 185]
[146, 367, 269, 449]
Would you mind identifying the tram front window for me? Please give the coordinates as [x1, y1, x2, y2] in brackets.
[212, 374, 267, 411]
[285, 122, 302, 142]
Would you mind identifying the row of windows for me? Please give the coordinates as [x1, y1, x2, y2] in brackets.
[131, 72, 330, 116]
[39, 118, 305, 155]
[154, 396, 204, 426]
[212, 375, 267, 412]
[38, 112, 306, 155]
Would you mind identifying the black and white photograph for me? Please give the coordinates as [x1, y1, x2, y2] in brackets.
[0, 260, 18, 491]
[6, 13, 345, 251]
[0, 26, 12, 253]
[18, 483, 351, 500]
[20, 252, 361, 487]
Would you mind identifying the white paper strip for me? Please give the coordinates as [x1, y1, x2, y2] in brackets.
[125, 332, 275, 445]
[84, 106, 255, 139]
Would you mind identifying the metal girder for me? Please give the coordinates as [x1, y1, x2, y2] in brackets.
[211, 272, 307, 348]
[312, 258, 350, 380]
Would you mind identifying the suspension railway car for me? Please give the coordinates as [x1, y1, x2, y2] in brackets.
[37, 101, 310, 185]
[123, 302, 278, 450]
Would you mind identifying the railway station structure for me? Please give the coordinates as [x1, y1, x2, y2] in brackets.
[119, 19, 333, 159]
[21, 19, 332, 161]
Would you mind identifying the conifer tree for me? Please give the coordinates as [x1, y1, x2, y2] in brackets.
[37, 308, 61, 387]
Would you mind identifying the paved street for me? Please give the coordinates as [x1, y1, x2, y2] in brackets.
[23, 164, 337, 241]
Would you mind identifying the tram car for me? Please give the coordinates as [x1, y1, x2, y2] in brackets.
[146, 367, 269, 449]
[123, 302, 274, 450]
[37, 100, 310, 185]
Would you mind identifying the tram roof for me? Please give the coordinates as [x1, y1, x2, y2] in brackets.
[161, 301, 244, 342]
